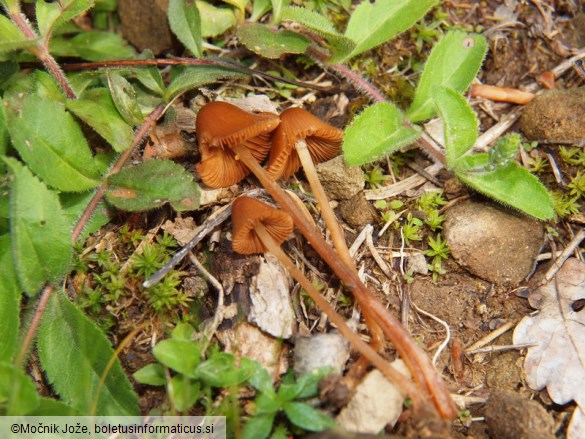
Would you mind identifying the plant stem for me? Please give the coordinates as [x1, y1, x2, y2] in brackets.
[255, 223, 421, 403]
[232, 143, 457, 419]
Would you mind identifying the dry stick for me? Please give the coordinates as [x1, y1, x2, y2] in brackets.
[541, 228, 585, 284]
[16, 105, 165, 367]
[232, 143, 457, 419]
[254, 223, 421, 403]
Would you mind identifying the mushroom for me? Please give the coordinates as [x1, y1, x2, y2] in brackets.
[195, 101, 280, 188]
[196, 103, 457, 419]
[266, 107, 353, 267]
[231, 196, 420, 400]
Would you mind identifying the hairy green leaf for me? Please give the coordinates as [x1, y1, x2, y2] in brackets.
[432, 86, 477, 166]
[67, 88, 135, 152]
[0, 97, 7, 158]
[133, 364, 166, 386]
[134, 49, 165, 96]
[69, 31, 135, 61]
[37, 290, 140, 416]
[197, 1, 236, 37]
[242, 413, 276, 439]
[283, 401, 334, 431]
[106, 159, 200, 212]
[343, 102, 421, 165]
[455, 158, 555, 220]
[30, 398, 79, 415]
[281, 6, 355, 63]
[165, 65, 246, 101]
[4, 158, 72, 295]
[407, 31, 487, 122]
[169, 375, 201, 412]
[106, 71, 144, 126]
[36, 0, 95, 37]
[168, 0, 202, 57]
[237, 23, 309, 58]
[60, 191, 111, 241]
[5, 93, 101, 191]
[153, 339, 201, 377]
[0, 361, 39, 415]
[196, 354, 256, 387]
[344, 0, 435, 60]
[0, 235, 19, 362]
[0, 14, 36, 52]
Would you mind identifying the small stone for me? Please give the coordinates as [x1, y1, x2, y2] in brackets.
[444, 201, 544, 285]
[316, 156, 365, 201]
[293, 333, 349, 377]
[118, 0, 175, 54]
[520, 87, 585, 141]
[339, 193, 378, 229]
[485, 389, 555, 439]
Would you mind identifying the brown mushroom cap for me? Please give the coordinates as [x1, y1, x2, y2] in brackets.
[267, 107, 343, 179]
[195, 102, 280, 188]
[231, 196, 294, 255]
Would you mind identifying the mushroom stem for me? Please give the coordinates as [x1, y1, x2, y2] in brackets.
[253, 222, 421, 402]
[295, 139, 353, 268]
[232, 142, 457, 420]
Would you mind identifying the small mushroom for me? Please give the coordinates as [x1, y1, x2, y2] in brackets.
[231, 196, 418, 399]
[195, 101, 280, 188]
[266, 107, 352, 266]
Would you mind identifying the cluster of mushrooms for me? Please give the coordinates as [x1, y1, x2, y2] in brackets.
[193, 102, 456, 420]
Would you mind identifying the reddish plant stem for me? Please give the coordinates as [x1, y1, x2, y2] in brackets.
[233, 143, 457, 420]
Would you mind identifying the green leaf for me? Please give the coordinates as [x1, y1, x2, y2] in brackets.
[37, 290, 140, 416]
[0, 361, 39, 415]
[0, 14, 36, 52]
[197, 1, 236, 37]
[222, 0, 248, 15]
[106, 71, 144, 126]
[60, 191, 112, 241]
[165, 65, 246, 101]
[36, 0, 95, 37]
[168, 0, 202, 57]
[69, 31, 136, 61]
[0, 97, 8, 158]
[153, 338, 201, 377]
[242, 413, 276, 439]
[105, 159, 200, 212]
[343, 102, 421, 165]
[171, 322, 197, 341]
[237, 23, 309, 58]
[269, 0, 290, 23]
[283, 401, 334, 431]
[67, 88, 135, 152]
[169, 375, 200, 412]
[196, 354, 256, 387]
[5, 93, 101, 191]
[0, 235, 19, 362]
[133, 364, 166, 386]
[251, 0, 272, 22]
[29, 398, 79, 415]
[344, 0, 436, 60]
[34, 70, 65, 102]
[4, 158, 72, 295]
[134, 50, 165, 96]
[407, 31, 487, 122]
[432, 86, 477, 166]
[281, 6, 355, 63]
[248, 362, 274, 394]
[288, 367, 331, 400]
[455, 160, 555, 220]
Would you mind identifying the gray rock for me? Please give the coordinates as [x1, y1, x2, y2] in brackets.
[444, 201, 544, 285]
[316, 156, 364, 201]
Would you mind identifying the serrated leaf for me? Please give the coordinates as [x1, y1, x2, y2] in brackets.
[4, 158, 72, 294]
[37, 290, 140, 416]
[197, 1, 236, 37]
[283, 401, 334, 431]
[432, 86, 477, 166]
[344, 0, 435, 60]
[343, 102, 421, 165]
[5, 93, 101, 191]
[165, 65, 247, 101]
[134, 50, 165, 96]
[0, 14, 36, 52]
[168, 0, 202, 57]
[106, 160, 200, 212]
[133, 364, 166, 386]
[237, 23, 309, 58]
[36, 0, 94, 37]
[0, 235, 19, 362]
[0, 361, 40, 415]
[106, 71, 144, 126]
[153, 339, 201, 377]
[407, 31, 487, 122]
[455, 159, 555, 220]
[69, 31, 135, 61]
[67, 88, 135, 152]
[281, 6, 355, 63]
